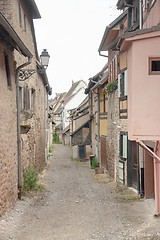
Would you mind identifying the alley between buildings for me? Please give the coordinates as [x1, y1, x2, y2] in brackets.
[0, 145, 160, 240]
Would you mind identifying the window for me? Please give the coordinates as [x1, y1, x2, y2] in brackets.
[4, 52, 11, 88]
[31, 88, 35, 110]
[19, 86, 22, 109]
[128, 5, 138, 28]
[120, 132, 128, 159]
[118, 70, 127, 97]
[24, 84, 30, 110]
[24, 14, 26, 31]
[19, 3, 22, 27]
[109, 56, 118, 82]
[149, 58, 160, 74]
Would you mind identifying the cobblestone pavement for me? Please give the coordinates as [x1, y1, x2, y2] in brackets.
[0, 144, 160, 240]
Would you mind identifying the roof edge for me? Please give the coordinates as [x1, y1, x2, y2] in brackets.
[0, 13, 32, 57]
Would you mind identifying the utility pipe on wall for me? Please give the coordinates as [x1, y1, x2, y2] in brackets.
[139, 0, 143, 29]
[44, 84, 48, 162]
[97, 89, 100, 164]
[15, 57, 32, 199]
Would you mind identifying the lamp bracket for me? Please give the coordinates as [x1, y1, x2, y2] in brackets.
[19, 69, 36, 81]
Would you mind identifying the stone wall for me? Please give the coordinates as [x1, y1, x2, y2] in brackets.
[0, 0, 47, 215]
[106, 90, 119, 180]
[0, 43, 18, 216]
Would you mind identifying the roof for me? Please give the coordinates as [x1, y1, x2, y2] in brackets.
[0, 13, 32, 58]
[55, 122, 63, 130]
[71, 96, 89, 118]
[98, 10, 127, 52]
[63, 93, 75, 105]
[26, 0, 41, 19]
[120, 25, 160, 51]
[122, 24, 160, 39]
[71, 119, 90, 136]
[50, 93, 66, 114]
[64, 80, 83, 99]
[62, 125, 70, 135]
[38, 68, 52, 95]
[117, 0, 133, 10]
[85, 64, 108, 94]
[63, 80, 86, 105]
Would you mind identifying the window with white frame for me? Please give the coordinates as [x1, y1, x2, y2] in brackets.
[118, 70, 128, 97]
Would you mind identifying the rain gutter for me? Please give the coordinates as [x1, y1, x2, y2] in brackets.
[139, 0, 143, 29]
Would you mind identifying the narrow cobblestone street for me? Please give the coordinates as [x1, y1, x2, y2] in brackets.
[0, 145, 160, 240]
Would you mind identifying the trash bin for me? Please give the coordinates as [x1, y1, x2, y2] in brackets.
[89, 155, 95, 168]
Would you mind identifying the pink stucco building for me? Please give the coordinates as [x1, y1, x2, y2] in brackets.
[120, 0, 160, 215]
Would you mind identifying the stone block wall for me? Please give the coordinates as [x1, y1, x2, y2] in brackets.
[0, 44, 18, 216]
[106, 90, 119, 181]
[0, 0, 47, 216]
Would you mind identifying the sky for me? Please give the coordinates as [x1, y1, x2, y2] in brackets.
[34, 0, 120, 98]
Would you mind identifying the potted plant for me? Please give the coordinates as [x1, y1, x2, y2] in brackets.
[104, 80, 118, 94]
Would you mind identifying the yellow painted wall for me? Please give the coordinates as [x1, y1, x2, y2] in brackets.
[100, 119, 107, 136]
[100, 101, 103, 112]
[120, 52, 127, 70]
[99, 88, 103, 100]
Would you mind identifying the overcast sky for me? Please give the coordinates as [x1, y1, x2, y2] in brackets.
[34, 0, 120, 97]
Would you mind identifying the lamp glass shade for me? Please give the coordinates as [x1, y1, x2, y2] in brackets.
[40, 49, 50, 68]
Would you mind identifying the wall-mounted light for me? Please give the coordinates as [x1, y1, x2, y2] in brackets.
[40, 49, 50, 69]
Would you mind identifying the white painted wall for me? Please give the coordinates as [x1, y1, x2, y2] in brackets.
[63, 81, 87, 129]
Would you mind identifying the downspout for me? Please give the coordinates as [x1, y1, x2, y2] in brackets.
[97, 88, 100, 164]
[140, 147, 144, 197]
[137, 144, 140, 195]
[139, 0, 143, 29]
[99, 51, 108, 58]
[15, 57, 32, 200]
[44, 84, 48, 162]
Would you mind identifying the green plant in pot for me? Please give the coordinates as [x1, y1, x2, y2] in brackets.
[104, 80, 118, 94]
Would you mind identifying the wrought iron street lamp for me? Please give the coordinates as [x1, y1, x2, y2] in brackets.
[19, 49, 50, 81]
[40, 49, 50, 69]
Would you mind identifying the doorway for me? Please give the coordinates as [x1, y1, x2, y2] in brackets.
[144, 147, 154, 199]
